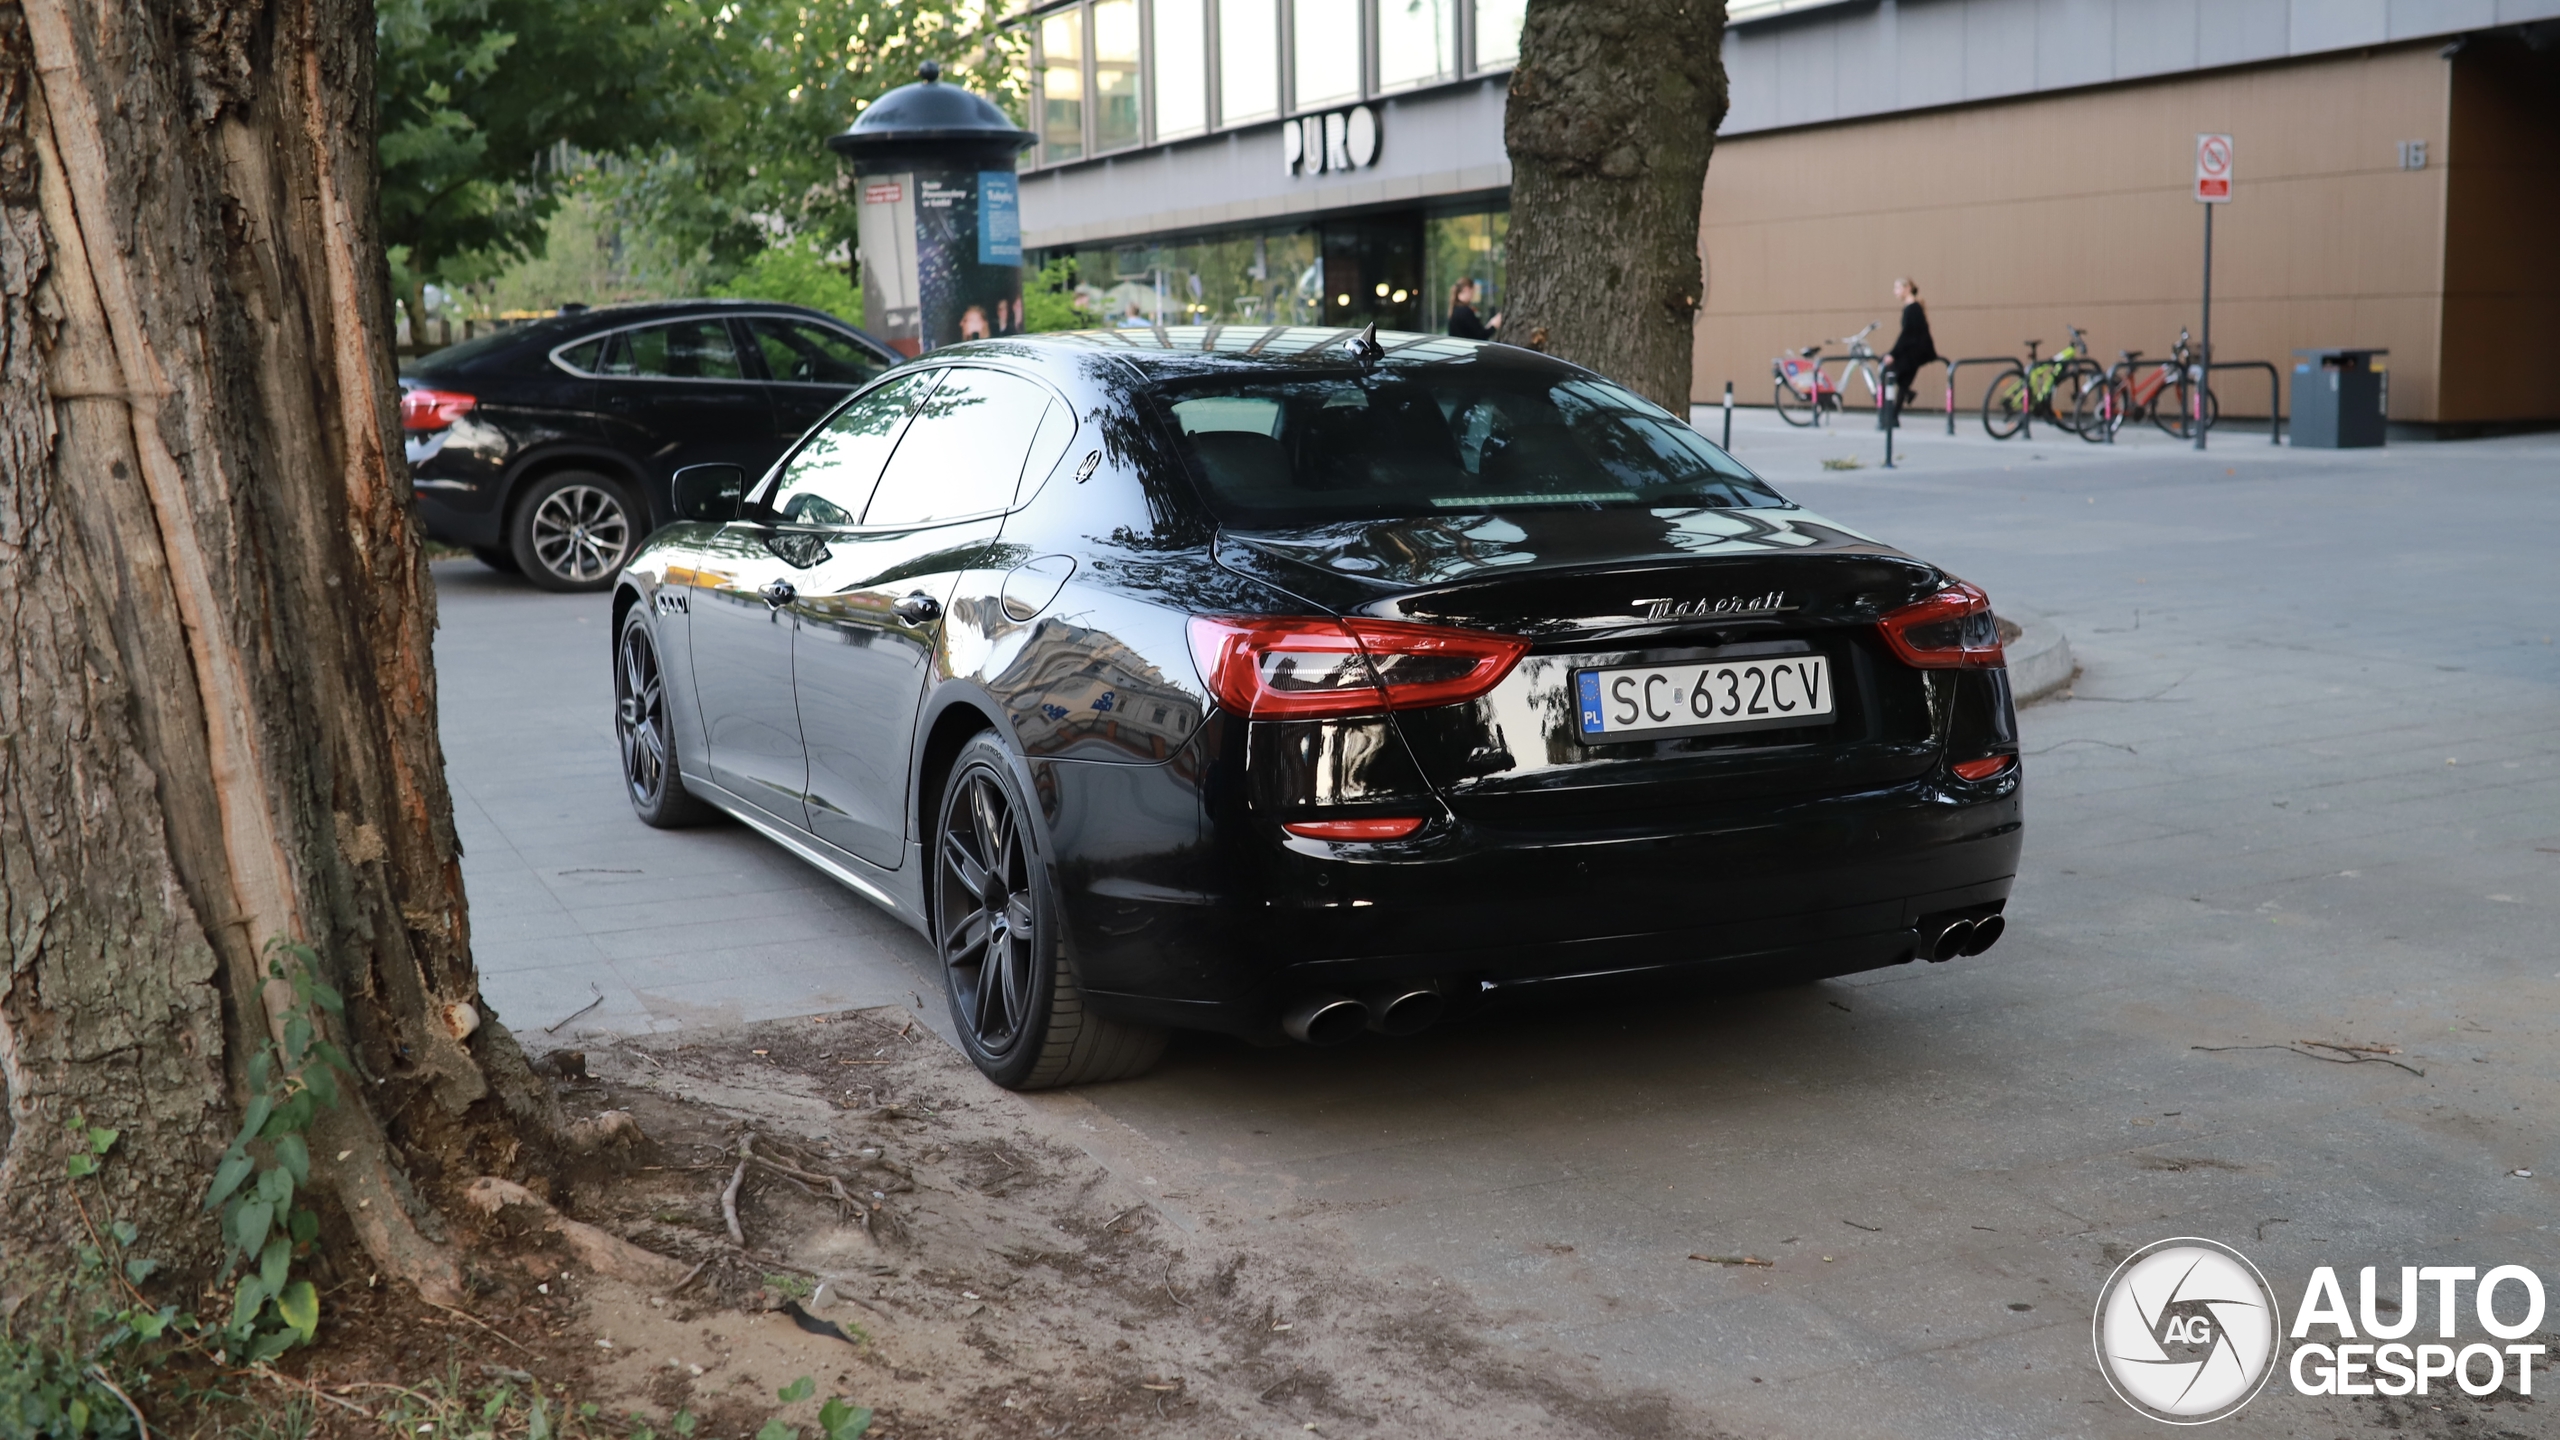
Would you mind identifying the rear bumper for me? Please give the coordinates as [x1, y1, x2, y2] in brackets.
[1068, 768, 2022, 1036]
[413, 487, 504, 550]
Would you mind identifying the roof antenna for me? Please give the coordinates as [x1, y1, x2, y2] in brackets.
[1344, 321, 1384, 373]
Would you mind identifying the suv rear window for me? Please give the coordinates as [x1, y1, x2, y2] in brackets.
[1160, 370, 1786, 523]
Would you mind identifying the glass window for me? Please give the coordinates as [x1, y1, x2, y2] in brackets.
[1423, 209, 1508, 334]
[1292, 0, 1361, 109]
[1161, 370, 1786, 523]
[865, 369, 1055, 527]
[745, 317, 889, 386]
[602, 319, 747, 380]
[1473, 0, 1525, 68]
[1151, 0, 1208, 139]
[1216, 0, 1278, 123]
[765, 373, 935, 528]
[1377, 0, 1451, 90]
[1040, 11, 1085, 161]
[553, 336, 609, 374]
[1093, 0, 1141, 150]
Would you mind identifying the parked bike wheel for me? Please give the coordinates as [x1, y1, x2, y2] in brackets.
[1775, 374, 1819, 427]
[1983, 370, 2032, 439]
[2151, 381, 2221, 439]
[2043, 362, 2098, 435]
[2073, 377, 2128, 442]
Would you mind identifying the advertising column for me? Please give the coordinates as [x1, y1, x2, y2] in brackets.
[829, 62, 1033, 356]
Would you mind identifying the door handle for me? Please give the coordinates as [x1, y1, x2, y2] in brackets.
[759, 579, 796, 609]
[893, 591, 942, 625]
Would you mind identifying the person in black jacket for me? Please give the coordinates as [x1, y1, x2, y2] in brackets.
[1447, 279, 1500, 341]
[1883, 276, 1938, 428]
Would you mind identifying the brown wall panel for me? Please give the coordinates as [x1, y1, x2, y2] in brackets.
[1692, 44, 2461, 422]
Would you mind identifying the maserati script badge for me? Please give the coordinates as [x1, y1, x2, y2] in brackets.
[1630, 590, 1796, 621]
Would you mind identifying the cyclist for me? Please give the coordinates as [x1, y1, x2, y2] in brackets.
[1883, 276, 1939, 429]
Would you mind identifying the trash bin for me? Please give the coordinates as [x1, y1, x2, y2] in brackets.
[826, 61, 1034, 356]
[2291, 348, 2388, 448]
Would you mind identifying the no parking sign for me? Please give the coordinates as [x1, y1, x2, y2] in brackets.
[2195, 132, 2233, 202]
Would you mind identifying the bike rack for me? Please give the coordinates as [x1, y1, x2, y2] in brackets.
[2207, 360, 2285, 446]
[1940, 357, 2030, 438]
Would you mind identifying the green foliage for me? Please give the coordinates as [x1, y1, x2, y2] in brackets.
[1023, 258, 1096, 334]
[610, 0, 1021, 274]
[204, 942, 347, 1366]
[710, 242, 863, 324]
[752, 1376, 869, 1440]
[377, 0, 690, 289]
[0, 1330, 144, 1440]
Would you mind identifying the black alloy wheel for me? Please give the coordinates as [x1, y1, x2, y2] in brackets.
[934, 733, 1166, 1089]
[615, 610, 715, 828]
[512, 470, 637, 592]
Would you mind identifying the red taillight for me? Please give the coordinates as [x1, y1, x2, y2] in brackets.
[1187, 615, 1529, 720]
[1877, 580, 2005, 669]
[1282, 817, 1426, 841]
[1952, 756, 2015, 781]
[400, 387, 476, 432]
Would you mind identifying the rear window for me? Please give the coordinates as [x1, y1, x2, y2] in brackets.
[1159, 370, 1787, 523]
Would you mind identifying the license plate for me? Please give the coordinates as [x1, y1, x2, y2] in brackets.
[1575, 655, 1834, 742]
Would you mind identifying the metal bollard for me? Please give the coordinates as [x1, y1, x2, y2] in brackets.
[1722, 381, 1733, 451]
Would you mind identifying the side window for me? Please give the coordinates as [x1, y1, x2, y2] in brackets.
[602, 319, 747, 380]
[553, 335, 609, 374]
[746, 317, 888, 386]
[863, 369, 1054, 528]
[765, 372, 937, 527]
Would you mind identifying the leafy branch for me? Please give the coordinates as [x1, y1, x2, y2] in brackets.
[204, 940, 351, 1364]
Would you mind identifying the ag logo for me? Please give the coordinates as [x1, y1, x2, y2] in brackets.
[2093, 1238, 2281, 1423]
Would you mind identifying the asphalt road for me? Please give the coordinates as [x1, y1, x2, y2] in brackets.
[444, 413, 2560, 1438]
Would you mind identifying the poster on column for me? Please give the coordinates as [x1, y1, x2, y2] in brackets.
[909, 165, 1025, 350]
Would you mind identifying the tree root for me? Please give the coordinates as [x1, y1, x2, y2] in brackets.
[462, 1177, 689, 1286]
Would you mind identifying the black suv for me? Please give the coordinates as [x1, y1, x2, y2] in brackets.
[400, 300, 901, 590]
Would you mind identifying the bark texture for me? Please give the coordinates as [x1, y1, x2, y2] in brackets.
[1502, 0, 1729, 412]
[0, 0, 549, 1306]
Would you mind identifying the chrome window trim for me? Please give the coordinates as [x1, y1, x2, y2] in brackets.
[547, 311, 894, 384]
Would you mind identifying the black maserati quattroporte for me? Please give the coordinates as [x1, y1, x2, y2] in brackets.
[611, 327, 2021, 1088]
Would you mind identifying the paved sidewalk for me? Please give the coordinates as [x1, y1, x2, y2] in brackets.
[433, 566, 941, 1042]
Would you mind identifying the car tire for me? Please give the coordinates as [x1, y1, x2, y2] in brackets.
[933, 732, 1168, 1090]
[615, 608, 718, 829]
[511, 470, 640, 592]
[471, 546, 521, 574]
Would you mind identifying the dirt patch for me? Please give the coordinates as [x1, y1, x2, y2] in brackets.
[292, 1006, 1724, 1439]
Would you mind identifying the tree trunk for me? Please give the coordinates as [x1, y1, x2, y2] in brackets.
[1502, 0, 1729, 414]
[0, 0, 552, 1309]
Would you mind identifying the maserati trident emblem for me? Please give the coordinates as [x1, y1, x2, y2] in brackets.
[1630, 590, 1794, 621]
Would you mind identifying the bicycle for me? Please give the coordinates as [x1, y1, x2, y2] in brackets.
[2075, 327, 2219, 440]
[1983, 326, 2101, 439]
[1773, 321, 1884, 427]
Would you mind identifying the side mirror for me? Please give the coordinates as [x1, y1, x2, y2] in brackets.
[671, 464, 746, 523]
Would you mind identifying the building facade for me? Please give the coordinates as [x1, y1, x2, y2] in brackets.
[1016, 0, 2560, 426]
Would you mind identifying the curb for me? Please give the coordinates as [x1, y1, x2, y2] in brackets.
[2003, 608, 2076, 705]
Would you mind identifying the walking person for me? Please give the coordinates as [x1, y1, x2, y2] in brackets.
[1447, 278, 1500, 341]
[1882, 276, 1938, 429]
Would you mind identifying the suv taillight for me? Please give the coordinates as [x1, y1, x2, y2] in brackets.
[1877, 581, 2004, 669]
[400, 387, 476, 432]
[1187, 616, 1529, 720]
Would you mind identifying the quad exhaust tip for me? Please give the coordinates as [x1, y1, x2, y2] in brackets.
[1918, 909, 2005, 962]
[1364, 986, 1446, 1037]
[1282, 987, 1448, 1045]
[1283, 994, 1368, 1047]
